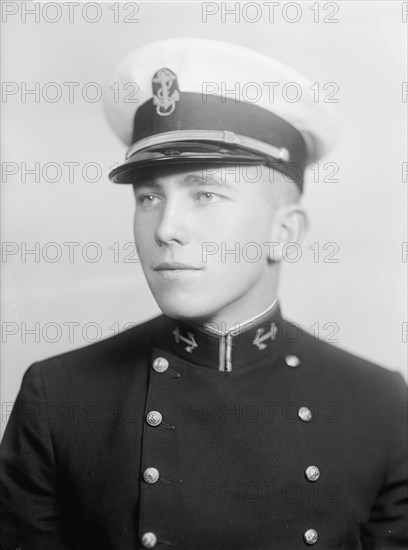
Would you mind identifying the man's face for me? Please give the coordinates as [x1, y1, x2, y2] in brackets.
[133, 163, 291, 324]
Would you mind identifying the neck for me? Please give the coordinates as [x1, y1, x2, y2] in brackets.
[190, 278, 279, 332]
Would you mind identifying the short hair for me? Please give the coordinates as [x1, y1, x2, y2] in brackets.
[255, 165, 301, 208]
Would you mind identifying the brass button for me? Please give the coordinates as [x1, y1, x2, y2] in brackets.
[152, 357, 169, 373]
[285, 354, 301, 367]
[141, 532, 157, 548]
[298, 406, 312, 422]
[305, 465, 320, 482]
[304, 528, 318, 545]
[143, 467, 160, 484]
[146, 411, 162, 427]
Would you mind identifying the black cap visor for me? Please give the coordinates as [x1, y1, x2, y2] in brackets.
[109, 141, 285, 184]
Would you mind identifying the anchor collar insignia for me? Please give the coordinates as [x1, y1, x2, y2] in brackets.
[154, 300, 289, 372]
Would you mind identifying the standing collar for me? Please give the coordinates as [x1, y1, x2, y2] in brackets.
[191, 298, 278, 338]
[154, 300, 286, 372]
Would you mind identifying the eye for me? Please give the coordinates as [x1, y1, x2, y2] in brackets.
[196, 192, 221, 204]
[137, 194, 161, 206]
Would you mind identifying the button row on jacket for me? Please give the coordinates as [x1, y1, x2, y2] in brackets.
[141, 531, 157, 548]
[283, 354, 317, 544]
[142, 359, 171, 548]
[143, 363, 168, 547]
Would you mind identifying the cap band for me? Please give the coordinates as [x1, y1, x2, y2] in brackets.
[132, 92, 306, 169]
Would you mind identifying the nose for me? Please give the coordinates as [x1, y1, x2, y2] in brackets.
[154, 199, 190, 247]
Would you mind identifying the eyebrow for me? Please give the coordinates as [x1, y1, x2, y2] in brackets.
[134, 173, 236, 191]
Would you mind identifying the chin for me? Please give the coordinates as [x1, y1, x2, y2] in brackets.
[153, 292, 219, 322]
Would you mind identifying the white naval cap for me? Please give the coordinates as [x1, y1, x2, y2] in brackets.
[103, 37, 337, 191]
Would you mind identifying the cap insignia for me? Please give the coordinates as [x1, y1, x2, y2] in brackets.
[152, 68, 180, 117]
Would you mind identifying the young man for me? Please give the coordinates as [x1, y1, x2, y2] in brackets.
[1, 39, 407, 550]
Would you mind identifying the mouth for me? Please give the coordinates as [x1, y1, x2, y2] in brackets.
[153, 262, 203, 279]
[154, 262, 202, 271]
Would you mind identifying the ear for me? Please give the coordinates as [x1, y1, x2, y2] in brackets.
[267, 204, 309, 262]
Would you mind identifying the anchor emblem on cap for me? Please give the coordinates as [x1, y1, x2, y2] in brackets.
[152, 68, 180, 116]
[173, 326, 198, 353]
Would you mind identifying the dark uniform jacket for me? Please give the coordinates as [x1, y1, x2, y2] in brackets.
[1, 305, 407, 550]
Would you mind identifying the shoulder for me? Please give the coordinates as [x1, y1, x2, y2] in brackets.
[22, 314, 163, 394]
[287, 320, 407, 401]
